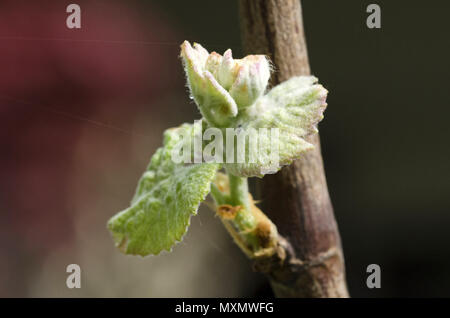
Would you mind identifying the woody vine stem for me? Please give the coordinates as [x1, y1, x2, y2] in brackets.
[239, 0, 349, 297]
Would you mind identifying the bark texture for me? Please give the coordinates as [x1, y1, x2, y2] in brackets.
[239, 0, 349, 297]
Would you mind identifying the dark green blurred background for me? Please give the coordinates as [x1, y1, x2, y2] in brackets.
[0, 0, 449, 297]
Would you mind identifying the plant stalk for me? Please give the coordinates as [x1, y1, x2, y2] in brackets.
[211, 172, 278, 258]
[239, 0, 349, 297]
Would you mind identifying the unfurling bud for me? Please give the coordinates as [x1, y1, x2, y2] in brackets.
[180, 41, 271, 127]
[226, 54, 271, 108]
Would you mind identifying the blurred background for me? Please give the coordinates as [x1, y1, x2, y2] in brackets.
[0, 0, 449, 297]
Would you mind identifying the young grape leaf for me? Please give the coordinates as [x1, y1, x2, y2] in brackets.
[107, 123, 219, 256]
[224, 76, 328, 177]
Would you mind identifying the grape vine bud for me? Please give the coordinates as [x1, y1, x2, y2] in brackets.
[181, 41, 271, 127]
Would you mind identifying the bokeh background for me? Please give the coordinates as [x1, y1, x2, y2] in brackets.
[0, 0, 449, 297]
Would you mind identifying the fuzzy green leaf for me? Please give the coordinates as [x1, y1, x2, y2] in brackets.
[224, 76, 328, 177]
[107, 123, 219, 256]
